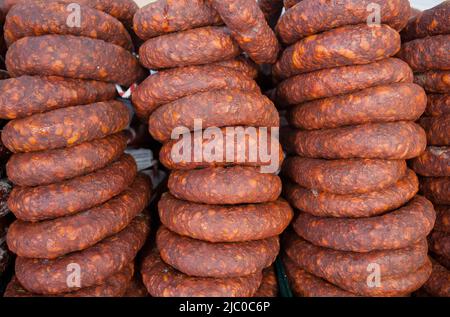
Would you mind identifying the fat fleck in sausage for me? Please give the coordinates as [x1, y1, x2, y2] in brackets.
[410, 146, 450, 177]
[414, 71, 450, 94]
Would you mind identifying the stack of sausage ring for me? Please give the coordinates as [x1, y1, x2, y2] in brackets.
[399, 2, 450, 298]
[275, 0, 437, 297]
[0, 0, 152, 297]
[133, 0, 292, 297]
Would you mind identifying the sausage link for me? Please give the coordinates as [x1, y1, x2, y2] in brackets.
[4, 2, 132, 50]
[7, 133, 128, 187]
[421, 177, 450, 205]
[410, 146, 450, 177]
[149, 89, 279, 142]
[1, 100, 130, 153]
[159, 193, 292, 242]
[6, 35, 144, 86]
[15, 214, 149, 295]
[282, 156, 407, 194]
[273, 24, 401, 80]
[398, 35, 450, 72]
[132, 65, 259, 121]
[133, 0, 222, 40]
[276, 58, 413, 106]
[288, 83, 426, 130]
[429, 231, 450, 260]
[141, 248, 262, 297]
[294, 195, 436, 252]
[157, 226, 279, 278]
[212, 56, 259, 79]
[284, 169, 418, 218]
[123, 275, 149, 298]
[8, 154, 137, 222]
[401, 1, 450, 42]
[435, 205, 450, 233]
[254, 266, 278, 297]
[425, 94, 450, 116]
[414, 71, 450, 94]
[276, 0, 410, 45]
[7, 175, 151, 259]
[258, 0, 284, 29]
[419, 115, 450, 146]
[422, 260, 450, 297]
[283, 0, 301, 9]
[210, 0, 280, 64]
[139, 26, 240, 70]
[0, 76, 117, 120]
[283, 121, 427, 160]
[168, 166, 281, 205]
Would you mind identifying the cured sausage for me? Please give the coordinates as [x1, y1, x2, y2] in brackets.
[210, 0, 280, 64]
[4, 2, 132, 50]
[258, 0, 284, 28]
[157, 226, 279, 278]
[410, 146, 450, 177]
[139, 26, 240, 70]
[425, 94, 450, 117]
[132, 65, 259, 120]
[133, 0, 222, 40]
[149, 89, 279, 142]
[212, 56, 259, 79]
[283, 0, 301, 9]
[141, 248, 262, 297]
[282, 156, 407, 194]
[284, 169, 418, 218]
[429, 231, 450, 260]
[283, 121, 427, 160]
[273, 24, 401, 80]
[7, 175, 151, 259]
[6, 35, 144, 86]
[422, 260, 450, 297]
[421, 177, 450, 205]
[159, 127, 283, 171]
[401, 1, 450, 42]
[435, 205, 450, 233]
[123, 276, 149, 298]
[293, 195, 436, 252]
[254, 266, 278, 297]
[0, 180, 12, 218]
[7, 133, 128, 187]
[15, 214, 149, 295]
[284, 232, 430, 296]
[159, 193, 292, 242]
[4, 264, 133, 297]
[414, 71, 450, 94]
[168, 166, 281, 205]
[2, 100, 130, 153]
[289, 83, 426, 130]
[8, 154, 137, 222]
[419, 115, 450, 146]
[276, 58, 413, 106]
[0, 76, 117, 120]
[276, 0, 410, 44]
[397, 35, 450, 72]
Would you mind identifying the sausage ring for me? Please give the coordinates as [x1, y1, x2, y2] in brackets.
[425, 94, 450, 117]
[419, 115, 450, 146]
[421, 177, 450, 205]
[410, 146, 450, 177]
[414, 71, 450, 94]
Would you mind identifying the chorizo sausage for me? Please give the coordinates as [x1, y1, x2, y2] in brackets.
[254, 266, 278, 297]
[283, 0, 301, 9]
[288, 83, 426, 130]
[159, 127, 283, 171]
[210, 0, 280, 64]
[421, 177, 450, 205]
[141, 248, 262, 297]
[6, 133, 128, 187]
[429, 231, 450, 261]
[159, 193, 292, 243]
[435, 205, 450, 233]
[1, 100, 131, 153]
[4, 2, 132, 50]
[258, 0, 284, 29]
[422, 260, 450, 297]
[139, 26, 240, 70]
[419, 115, 450, 146]
[282, 156, 407, 194]
[0, 75, 117, 120]
[276, 0, 410, 45]
[276, 58, 413, 106]
[398, 35, 450, 72]
[401, 1, 450, 42]
[212, 56, 259, 79]
[8, 154, 137, 222]
[414, 71, 450, 94]
[410, 146, 450, 177]
[293, 195, 436, 252]
[133, 0, 222, 40]
[157, 226, 279, 278]
[148, 89, 279, 142]
[7, 175, 150, 259]
[168, 166, 281, 205]
[132, 65, 259, 121]
[273, 24, 401, 80]
[15, 214, 149, 295]
[123, 275, 149, 298]
[283, 121, 427, 160]
[0, 180, 12, 218]
[6, 35, 144, 86]
[284, 169, 418, 218]
[425, 94, 450, 117]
